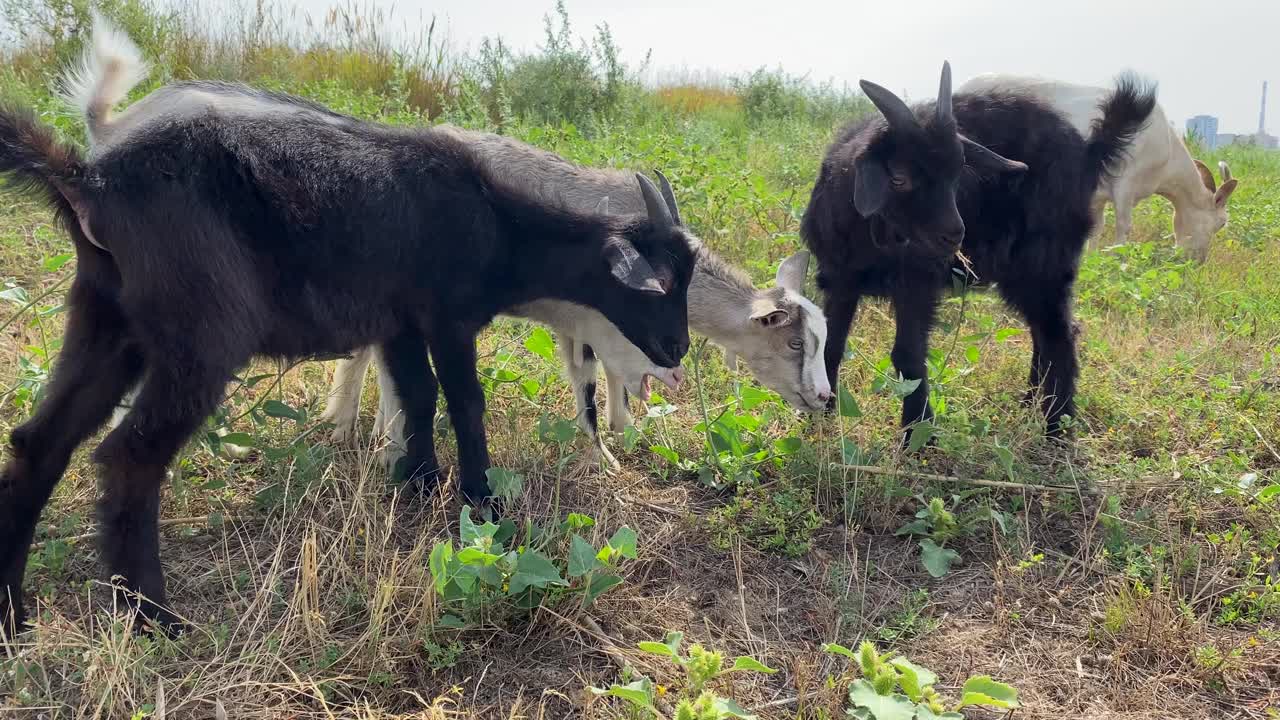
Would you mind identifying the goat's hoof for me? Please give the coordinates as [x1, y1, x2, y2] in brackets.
[141, 609, 187, 638]
[589, 441, 622, 475]
[0, 600, 27, 641]
[469, 493, 503, 521]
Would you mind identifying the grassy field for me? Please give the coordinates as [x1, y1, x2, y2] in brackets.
[2, 2, 1279, 718]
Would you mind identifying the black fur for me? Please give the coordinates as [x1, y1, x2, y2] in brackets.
[0, 85, 696, 633]
[803, 70, 1155, 440]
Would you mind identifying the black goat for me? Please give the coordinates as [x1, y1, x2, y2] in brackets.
[803, 62, 1156, 438]
[0, 25, 697, 634]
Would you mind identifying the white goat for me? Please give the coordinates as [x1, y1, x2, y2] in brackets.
[959, 73, 1239, 261]
[325, 249, 827, 469]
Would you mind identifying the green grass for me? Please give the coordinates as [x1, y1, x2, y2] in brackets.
[1, 1, 1279, 718]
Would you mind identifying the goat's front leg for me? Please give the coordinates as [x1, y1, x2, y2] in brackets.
[890, 284, 939, 442]
[1022, 291, 1079, 436]
[379, 328, 439, 491]
[820, 285, 861, 409]
[93, 358, 230, 635]
[1112, 191, 1134, 247]
[555, 334, 616, 470]
[321, 346, 376, 443]
[1, 287, 144, 635]
[429, 326, 492, 504]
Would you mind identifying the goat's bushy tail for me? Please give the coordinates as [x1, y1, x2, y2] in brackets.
[60, 11, 149, 143]
[0, 105, 91, 239]
[1086, 72, 1158, 182]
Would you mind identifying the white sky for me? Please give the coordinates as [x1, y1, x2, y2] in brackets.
[291, 0, 1277, 133]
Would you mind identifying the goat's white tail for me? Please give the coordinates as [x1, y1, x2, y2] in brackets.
[60, 11, 149, 144]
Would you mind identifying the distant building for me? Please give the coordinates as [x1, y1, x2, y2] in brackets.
[1217, 132, 1237, 147]
[1187, 115, 1219, 149]
[1230, 132, 1278, 149]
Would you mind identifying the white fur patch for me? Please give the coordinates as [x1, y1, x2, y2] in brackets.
[791, 292, 831, 400]
[60, 11, 149, 143]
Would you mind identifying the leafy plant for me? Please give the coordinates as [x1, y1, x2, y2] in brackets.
[591, 631, 776, 719]
[824, 641, 1019, 719]
[428, 506, 637, 625]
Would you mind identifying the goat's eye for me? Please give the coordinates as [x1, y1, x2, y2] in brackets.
[891, 176, 907, 188]
[788, 338, 804, 351]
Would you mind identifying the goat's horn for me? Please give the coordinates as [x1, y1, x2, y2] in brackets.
[1218, 161, 1232, 183]
[859, 79, 918, 132]
[936, 61, 954, 126]
[636, 173, 674, 230]
[653, 169, 682, 226]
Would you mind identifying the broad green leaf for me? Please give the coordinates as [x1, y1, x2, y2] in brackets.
[994, 327, 1023, 342]
[507, 550, 566, 595]
[217, 432, 255, 448]
[773, 436, 803, 455]
[847, 680, 916, 720]
[964, 345, 980, 364]
[523, 326, 556, 362]
[584, 574, 623, 604]
[485, 468, 523, 502]
[920, 539, 961, 578]
[607, 526, 638, 560]
[822, 642, 857, 660]
[888, 658, 937, 701]
[890, 375, 922, 399]
[651, 445, 680, 464]
[563, 513, 596, 531]
[437, 614, 465, 629]
[263, 400, 303, 422]
[459, 506, 482, 546]
[738, 385, 771, 410]
[428, 542, 454, 594]
[637, 640, 678, 658]
[456, 547, 501, 565]
[568, 534, 600, 577]
[589, 681, 656, 711]
[842, 439, 870, 465]
[1256, 484, 1280, 502]
[838, 385, 862, 418]
[907, 422, 935, 453]
[729, 656, 777, 674]
[895, 519, 930, 537]
[43, 253, 74, 272]
[957, 676, 1019, 709]
[714, 697, 759, 719]
[0, 285, 29, 305]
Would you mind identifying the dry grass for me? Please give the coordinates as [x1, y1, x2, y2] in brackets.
[1, 3, 1279, 716]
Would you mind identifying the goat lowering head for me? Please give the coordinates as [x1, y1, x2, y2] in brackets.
[1177, 159, 1238, 260]
[724, 251, 831, 411]
[587, 171, 698, 368]
[852, 62, 1027, 257]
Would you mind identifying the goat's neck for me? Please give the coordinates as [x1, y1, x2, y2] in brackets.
[687, 256, 759, 348]
[1155, 131, 1212, 211]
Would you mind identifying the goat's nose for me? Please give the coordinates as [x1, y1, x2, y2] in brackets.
[939, 227, 965, 246]
[669, 339, 689, 363]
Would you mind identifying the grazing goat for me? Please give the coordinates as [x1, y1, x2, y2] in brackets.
[320, 127, 830, 468]
[803, 62, 1156, 438]
[960, 73, 1237, 262]
[0, 17, 698, 633]
[326, 251, 828, 469]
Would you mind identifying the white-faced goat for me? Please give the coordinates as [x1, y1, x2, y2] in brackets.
[0, 17, 698, 634]
[803, 62, 1156, 440]
[320, 128, 831, 468]
[959, 73, 1238, 262]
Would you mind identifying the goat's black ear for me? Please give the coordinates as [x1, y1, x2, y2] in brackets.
[604, 237, 665, 295]
[853, 153, 890, 217]
[960, 135, 1028, 177]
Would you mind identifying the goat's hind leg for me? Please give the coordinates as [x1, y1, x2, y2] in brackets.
[379, 328, 439, 493]
[321, 346, 376, 443]
[1, 288, 144, 635]
[93, 359, 230, 635]
[556, 334, 618, 472]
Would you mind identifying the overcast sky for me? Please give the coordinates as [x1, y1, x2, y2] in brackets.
[288, 0, 1276, 133]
